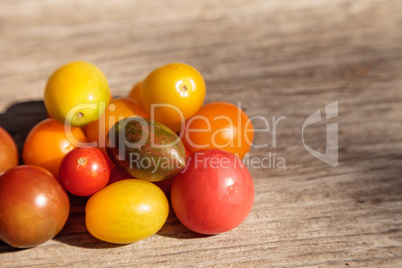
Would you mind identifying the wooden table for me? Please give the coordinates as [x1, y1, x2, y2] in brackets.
[1, 0, 401, 266]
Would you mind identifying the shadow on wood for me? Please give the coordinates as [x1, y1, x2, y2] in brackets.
[51, 194, 127, 249]
[0, 100, 48, 161]
[156, 200, 210, 240]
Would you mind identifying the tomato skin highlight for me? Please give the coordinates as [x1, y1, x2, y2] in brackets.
[85, 179, 169, 244]
[171, 150, 254, 235]
[59, 147, 111, 196]
[0, 165, 70, 248]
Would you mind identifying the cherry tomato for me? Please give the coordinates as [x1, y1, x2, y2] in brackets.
[140, 63, 206, 128]
[22, 118, 87, 178]
[153, 144, 191, 195]
[153, 177, 173, 196]
[0, 165, 70, 248]
[0, 127, 18, 173]
[128, 80, 143, 104]
[182, 102, 254, 159]
[44, 61, 110, 127]
[85, 98, 148, 150]
[108, 165, 134, 185]
[171, 150, 254, 235]
[59, 147, 111, 196]
[85, 179, 169, 244]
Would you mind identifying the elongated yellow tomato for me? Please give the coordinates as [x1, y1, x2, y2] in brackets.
[140, 63, 206, 127]
[85, 179, 169, 244]
[44, 61, 110, 127]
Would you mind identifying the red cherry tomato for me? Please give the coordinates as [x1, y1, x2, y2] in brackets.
[171, 150, 254, 235]
[59, 147, 111, 196]
[0, 165, 70, 248]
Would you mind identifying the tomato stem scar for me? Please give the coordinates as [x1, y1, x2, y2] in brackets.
[78, 157, 87, 166]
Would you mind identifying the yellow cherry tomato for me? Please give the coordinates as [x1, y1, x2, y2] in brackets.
[44, 61, 110, 127]
[85, 98, 148, 149]
[85, 179, 169, 244]
[140, 63, 206, 126]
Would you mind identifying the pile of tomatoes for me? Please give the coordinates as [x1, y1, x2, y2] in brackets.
[0, 61, 255, 248]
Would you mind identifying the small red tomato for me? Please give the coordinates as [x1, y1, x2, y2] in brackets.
[171, 150, 254, 235]
[59, 147, 111, 196]
[0, 165, 70, 248]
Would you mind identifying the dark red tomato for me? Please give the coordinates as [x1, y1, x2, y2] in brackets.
[0, 165, 70, 248]
[153, 177, 173, 196]
[171, 150, 254, 235]
[59, 147, 111, 196]
[108, 165, 134, 185]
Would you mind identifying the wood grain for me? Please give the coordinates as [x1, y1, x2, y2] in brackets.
[1, 0, 402, 267]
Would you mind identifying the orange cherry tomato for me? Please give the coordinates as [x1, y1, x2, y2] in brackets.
[140, 63, 206, 127]
[85, 98, 148, 149]
[22, 118, 87, 178]
[0, 127, 19, 173]
[128, 81, 143, 105]
[182, 102, 254, 159]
